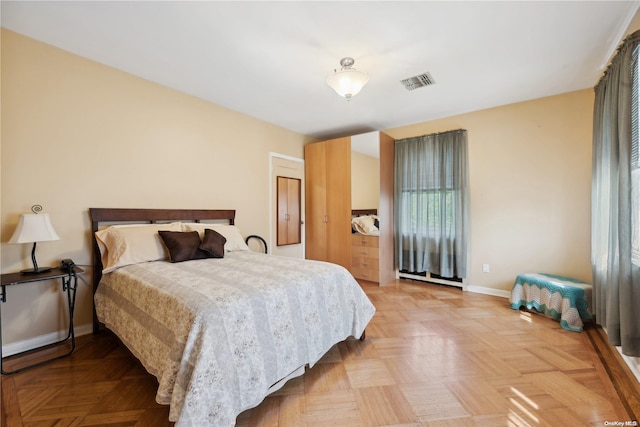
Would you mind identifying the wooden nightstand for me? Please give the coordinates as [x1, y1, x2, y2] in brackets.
[0, 266, 82, 375]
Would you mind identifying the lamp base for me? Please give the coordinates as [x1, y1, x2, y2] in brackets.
[20, 267, 53, 275]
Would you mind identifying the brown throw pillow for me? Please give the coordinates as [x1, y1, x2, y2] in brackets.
[199, 228, 226, 258]
[158, 231, 209, 262]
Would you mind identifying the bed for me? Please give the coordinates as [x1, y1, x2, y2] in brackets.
[89, 208, 376, 426]
[351, 208, 379, 235]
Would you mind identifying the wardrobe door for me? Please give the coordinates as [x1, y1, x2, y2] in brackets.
[277, 176, 301, 246]
[305, 141, 328, 261]
[325, 137, 351, 269]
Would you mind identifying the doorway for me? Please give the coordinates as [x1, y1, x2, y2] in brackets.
[270, 153, 305, 258]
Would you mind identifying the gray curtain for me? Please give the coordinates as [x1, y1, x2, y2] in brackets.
[394, 129, 469, 278]
[592, 29, 640, 357]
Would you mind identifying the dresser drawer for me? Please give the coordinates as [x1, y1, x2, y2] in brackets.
[351, 234, 379, 248]
[350, 234, 380, 282]
[350, 265, 380, 282]
[351, 245, 379, 259]
[352, 254, 378, 269]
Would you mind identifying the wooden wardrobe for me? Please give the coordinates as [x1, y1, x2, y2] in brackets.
[304, 136, 352, 269]
[305, 132, 395, 285]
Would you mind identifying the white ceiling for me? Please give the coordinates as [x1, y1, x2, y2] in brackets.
[2, 1, 639, 143]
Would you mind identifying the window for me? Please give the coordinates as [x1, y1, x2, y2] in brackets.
[399, 182, 456, 237]
[394, 129, 469, 278]
[591, 29, 640, 356]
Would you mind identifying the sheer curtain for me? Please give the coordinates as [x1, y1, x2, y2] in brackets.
[592, 29, 640, 357]
[394, 129, 469, 278]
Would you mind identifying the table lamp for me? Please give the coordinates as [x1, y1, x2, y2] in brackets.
[8, 205, 60, 274]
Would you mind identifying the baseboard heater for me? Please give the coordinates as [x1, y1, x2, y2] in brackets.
[398, 270, 465, 288]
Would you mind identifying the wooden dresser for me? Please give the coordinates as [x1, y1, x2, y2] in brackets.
[351, 234, 380, 283]
[305, 131, 396, 286]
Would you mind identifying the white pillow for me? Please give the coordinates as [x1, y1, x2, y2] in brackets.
[95, 222, 182, 273]
[351, 215, 379, 235]
[182, 223, 249, 252]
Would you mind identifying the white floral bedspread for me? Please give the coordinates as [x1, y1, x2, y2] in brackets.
[94, 251, 375, 426]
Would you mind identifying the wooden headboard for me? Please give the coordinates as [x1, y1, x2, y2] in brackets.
[88, 208, 235, 332]
[352, 209, 377, 216]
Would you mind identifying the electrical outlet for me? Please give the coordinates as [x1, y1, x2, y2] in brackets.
[482, 264, 490, 273]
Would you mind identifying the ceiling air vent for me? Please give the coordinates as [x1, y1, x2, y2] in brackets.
[401, 72, 435, 91]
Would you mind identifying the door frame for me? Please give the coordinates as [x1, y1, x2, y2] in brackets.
[269, 152, 305, 257]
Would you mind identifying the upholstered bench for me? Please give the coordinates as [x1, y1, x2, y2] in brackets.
[510, 273, 592, 332]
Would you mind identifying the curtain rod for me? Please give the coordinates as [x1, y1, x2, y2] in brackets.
[396, 128, 467, 143]
[596, 29, 640, 89]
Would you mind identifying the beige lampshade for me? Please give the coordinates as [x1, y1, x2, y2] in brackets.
[9, 214, 60, 243]
[326, 57, 369, 100]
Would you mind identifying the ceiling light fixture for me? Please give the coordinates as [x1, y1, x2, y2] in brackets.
[326, 57, 369, 100]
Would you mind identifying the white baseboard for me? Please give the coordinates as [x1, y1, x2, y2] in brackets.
[466, 285, 511, 299]
[398, 275, 511, 299]
[2, 323, 93, 357]
[398, 271, 465, 288]
[617, 349, 640, 384]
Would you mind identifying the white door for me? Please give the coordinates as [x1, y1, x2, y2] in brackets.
[270, 154, 305, 258]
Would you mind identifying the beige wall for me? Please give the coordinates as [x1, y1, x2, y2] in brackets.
[351, 151, 380, 211]
[385, 89, 594, 293]
[380, 9, 640, 297]
[0, 30, 310, 347]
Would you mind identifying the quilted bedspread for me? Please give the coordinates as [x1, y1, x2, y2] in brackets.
[509, 273, 592, 332]
[94, 251, 376, 426]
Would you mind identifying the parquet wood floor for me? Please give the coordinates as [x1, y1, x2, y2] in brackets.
[2, 280, 637, 426]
